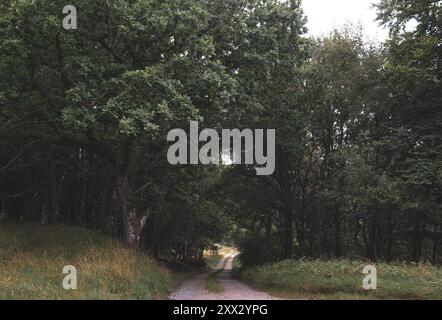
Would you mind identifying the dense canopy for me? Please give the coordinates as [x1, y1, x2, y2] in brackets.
[0, 0, 441, 265]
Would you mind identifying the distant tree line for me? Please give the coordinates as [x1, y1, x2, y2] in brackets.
[0, 0, 441, 264]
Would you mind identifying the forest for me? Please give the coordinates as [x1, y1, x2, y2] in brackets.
[0, 0, 441, 271]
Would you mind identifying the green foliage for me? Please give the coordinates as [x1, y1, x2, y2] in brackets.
[238, 235, 282, 267]
[0, 0, 441, 287]
[220, 0, 442, 264]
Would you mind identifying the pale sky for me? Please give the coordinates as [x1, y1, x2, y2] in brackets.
[302, 0, 389, 42]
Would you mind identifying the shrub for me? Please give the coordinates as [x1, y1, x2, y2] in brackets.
[238, 236, 282, 267]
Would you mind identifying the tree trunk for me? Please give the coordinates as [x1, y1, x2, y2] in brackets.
[334, 207, 342, 258]
[283, 207, 294, 259]
[49, 159, 61, 223]
[115, 174, 147, 249]
[412, 213, 422, 263]
[387, 215, 393, 262]
[432, 225, 438, 265]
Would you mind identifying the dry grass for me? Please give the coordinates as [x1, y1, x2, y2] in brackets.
[0, 224, 179, 300]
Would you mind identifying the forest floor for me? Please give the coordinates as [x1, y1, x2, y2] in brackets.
[169, 253, 281, 300]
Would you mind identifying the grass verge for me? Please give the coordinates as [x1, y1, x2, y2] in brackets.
[0, 223, 185, 300]
[239, 259, 442, 300]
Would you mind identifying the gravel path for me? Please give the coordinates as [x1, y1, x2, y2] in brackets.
[169, 254, 280, 300]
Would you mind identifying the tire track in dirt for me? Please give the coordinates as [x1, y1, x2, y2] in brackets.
[169, 254, 280, 300]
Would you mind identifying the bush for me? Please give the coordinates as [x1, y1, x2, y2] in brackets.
[238, 236, 282, 267]
[0, 212, 7, 224]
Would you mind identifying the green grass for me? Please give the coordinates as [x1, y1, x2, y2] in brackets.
[239, 259, 442, 300]
[205, 254, 223, 270]
[0, 224, 184, 300]
[206, 269, 224, 293]
[204, 254, 224, 293]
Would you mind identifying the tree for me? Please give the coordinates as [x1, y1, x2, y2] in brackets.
[377, 0, 442, 262]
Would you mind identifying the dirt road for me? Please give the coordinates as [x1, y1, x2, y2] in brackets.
[169, 254, 280, 300]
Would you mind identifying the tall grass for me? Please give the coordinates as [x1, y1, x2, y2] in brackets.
[0, 224, 179, 300]
[240, 259, 442, 300]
